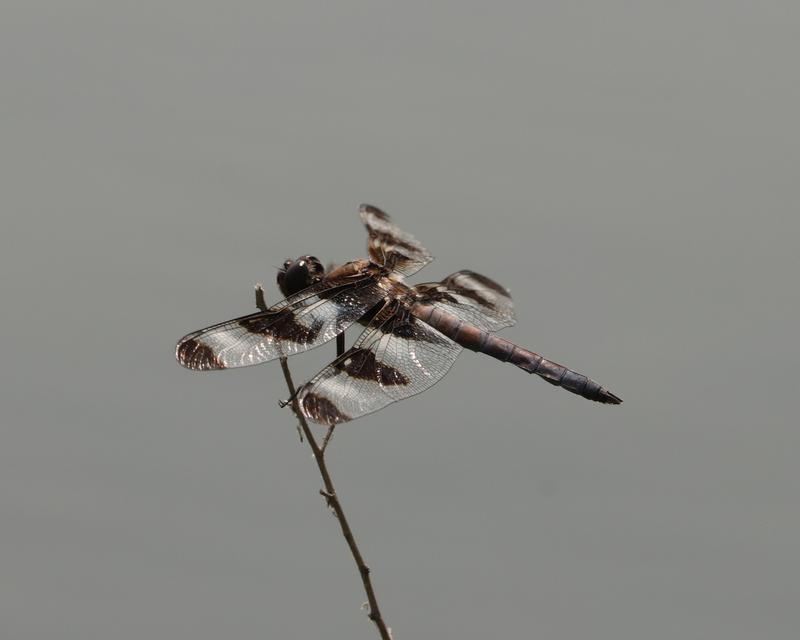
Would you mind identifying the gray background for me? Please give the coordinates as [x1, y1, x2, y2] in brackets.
[2, 2, 798, 638]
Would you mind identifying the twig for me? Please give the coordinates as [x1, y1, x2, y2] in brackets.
[278, 360, 392, 639]
[320, 424, 336, 453]
[337, 332, 346, 359]
[256, 284, 303, 441]
[255, 284, 393, 640]
[254, 282, 267, 312]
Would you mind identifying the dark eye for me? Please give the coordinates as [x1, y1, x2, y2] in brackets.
[283, 259, 293, 269]
[306, 256, 324, 273]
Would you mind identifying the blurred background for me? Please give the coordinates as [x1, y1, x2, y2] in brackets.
[1, 2, 798, 638]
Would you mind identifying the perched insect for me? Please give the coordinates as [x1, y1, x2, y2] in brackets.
[177, 205, 621, 423]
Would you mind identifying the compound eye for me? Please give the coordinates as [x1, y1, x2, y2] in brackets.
[306, 256, 323, 273]
[283, 259, 293, 269]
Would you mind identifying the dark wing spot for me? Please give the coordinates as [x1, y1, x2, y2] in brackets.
[457, 271, 510, 296]
[361, 203, 391, 221]
[413, 283, 459, 305]
[301, 393, 351, 424]
[439, 271, 511, 311]
[336, 348, 410, 386]
[378, 313, 441, 344]
[374, 232, 418, 252]
[176, 338, 226, 370]
[239, 308, 323, 344]
[389, 322, 415, 339]
[448, 282, 497, 310]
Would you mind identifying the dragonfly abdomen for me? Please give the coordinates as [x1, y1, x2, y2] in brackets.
[411, 302, 622, 405]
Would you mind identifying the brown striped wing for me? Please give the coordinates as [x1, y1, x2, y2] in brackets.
[360, 204, 433, 277]
[176, 278, 386, 370]
[298, 301, 462, 424]
[414, 270, 516, 332]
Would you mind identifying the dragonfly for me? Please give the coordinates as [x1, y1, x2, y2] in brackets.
[176, 204, 621, 424]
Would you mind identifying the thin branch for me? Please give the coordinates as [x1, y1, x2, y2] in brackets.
[255, 283, 392, 640]
[336, 332, 346, 359]
[254, 282, 267, 312]
[278, 360, 392, 640]
[320, 424, 336, 453]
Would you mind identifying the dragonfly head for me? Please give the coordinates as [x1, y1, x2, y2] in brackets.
[277, 255, 325, 297]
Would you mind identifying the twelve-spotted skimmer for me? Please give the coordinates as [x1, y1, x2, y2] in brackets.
[176, 205, 621, 423]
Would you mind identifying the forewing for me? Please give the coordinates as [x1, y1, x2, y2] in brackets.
[298, 302, 462, 424]
[414, 270, 515, 332]
[176, 278, 386, 370]
[360, 204, 433, 276]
